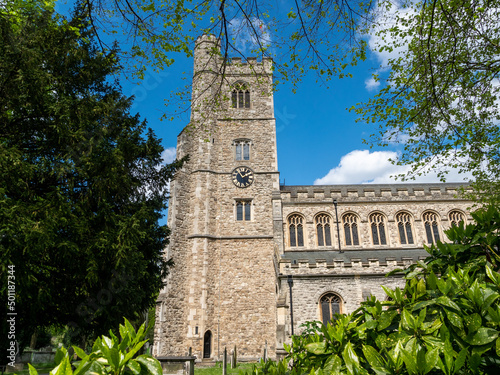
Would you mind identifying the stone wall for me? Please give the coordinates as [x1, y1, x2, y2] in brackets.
[278, 274, 405, 334]
[154, 34, 279, 361]
[278, 184, 472, 252]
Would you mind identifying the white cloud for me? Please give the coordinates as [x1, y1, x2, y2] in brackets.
[366, 1, 416, 68]
[360, 0, 417, 92]
[365, 77, 380, 91]
[161, 147, 177, 164]
[228, 17, 272, 56]
[314, 149, 471, 185]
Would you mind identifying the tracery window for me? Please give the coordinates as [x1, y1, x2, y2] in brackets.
[449, 210, 465, 227]
[231, 82, 250, 109]
[236, 200, 251, 221]
[288, 214, 304, 247]
[423, 211, 441, 244]
[315, 214, 332, 247]
[234, 139, 251, 161]
[320, 293, 342, 326]
[370, 213, 387, 245]
[342, 213, 359, 246]
[396, 212, 414, 245]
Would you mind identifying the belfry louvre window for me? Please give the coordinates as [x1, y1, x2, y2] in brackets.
[449, 210, 465, 227]
[423, 211, 441, 243]
[234, 139, 251, 161]
[236, 200, 251, 221]
[343, 213, 359, 246]
[320, 293, 342, 326]
[289, 214, 304, 247]
[396, 212, 414, 245]
[370, 213, 387, 245]
[231, 82, 250, 109]
[316, 214, 332, 247]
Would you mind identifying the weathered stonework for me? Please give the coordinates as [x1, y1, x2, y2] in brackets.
[153, 35, 474, 362]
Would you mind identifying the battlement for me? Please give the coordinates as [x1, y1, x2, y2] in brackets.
[195, 34, 218, 44]
[193, 34, 273, 76]
[227, 57, 273, 75]
[279, 256, 425, 275]
[280, 183, 471, 202]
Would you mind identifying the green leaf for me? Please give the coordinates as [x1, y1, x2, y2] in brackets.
[454, 349, 467, 372]
[442, 340, 454, 373]
[323, 355, 342, 374]
[72, 346, 87, 360]
[127, 359, 141, 375]
[50, 356, 73, 375]
[125, 318, 137, 341]
[135, 355, 163, 375]
[466, 327, 499, 345]
[424, 348, 439, 374]
[107, 347, 121, 369]
[401, 309, 415, 331]
[486, 265, 500, 285]
[436, 296, 460, 311]
[464, 313, 482, 335]
[445, 310, 463, 329]
[378, 310, 398, 331]
[54, 347, 68, 366]
[305, 342, 328, 355]
[28, 364, 39, 375]
[401, 348, 417, 374]
[362, 345, 384, 368]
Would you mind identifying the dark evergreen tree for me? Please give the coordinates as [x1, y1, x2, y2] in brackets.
[0, 1, 180, 362]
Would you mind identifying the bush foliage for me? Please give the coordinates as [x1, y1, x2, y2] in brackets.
[28, 319, 162, 375]
[246, 207, 500, 374]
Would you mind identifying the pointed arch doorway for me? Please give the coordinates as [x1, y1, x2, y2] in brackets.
[203, 330, 212, 359]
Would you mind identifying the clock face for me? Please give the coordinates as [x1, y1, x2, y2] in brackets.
[231, 166, 254, 188]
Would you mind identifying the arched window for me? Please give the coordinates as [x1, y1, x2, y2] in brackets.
[315, 214, 332, 247]
[396, 212, 414, 245]
[320, 293, 342, 325]
[234, 139, 251, 160]
[288, 214, 304, 247]
[342, 213, 359, 246]
[235, 200, 251, 221]
[449, 210, 465, 227]
[231, 82, 250, 108]
[370, 213, 387, 245]
[423, 211, 441, 244]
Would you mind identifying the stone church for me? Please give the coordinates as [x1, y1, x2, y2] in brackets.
[153, 35, 472, 361]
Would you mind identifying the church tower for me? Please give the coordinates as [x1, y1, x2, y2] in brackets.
[154, 35, 279, 360]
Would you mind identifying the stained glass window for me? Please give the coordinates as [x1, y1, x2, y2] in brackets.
[316, 214, 332, 247]
[423, 212, 441, 243]
[320, 293, 342, 325]
[343, 214, 359, 246]
[289, 214, 305, 247]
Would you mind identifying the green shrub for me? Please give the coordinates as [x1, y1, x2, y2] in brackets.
[28, 319, 162, 375]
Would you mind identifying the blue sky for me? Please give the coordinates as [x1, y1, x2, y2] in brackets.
[53, 0, 470, 225]
[115, 36, 469, 187]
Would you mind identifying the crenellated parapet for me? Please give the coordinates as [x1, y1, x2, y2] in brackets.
[280, 183, 471, 203]
[225, 56, 273, 76]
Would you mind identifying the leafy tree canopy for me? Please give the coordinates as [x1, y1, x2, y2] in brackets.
[353, 0, 500, 203]
[0, 0, 182, 359]
[70, 0, 373, 86]
[74, 0, 500, 200]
